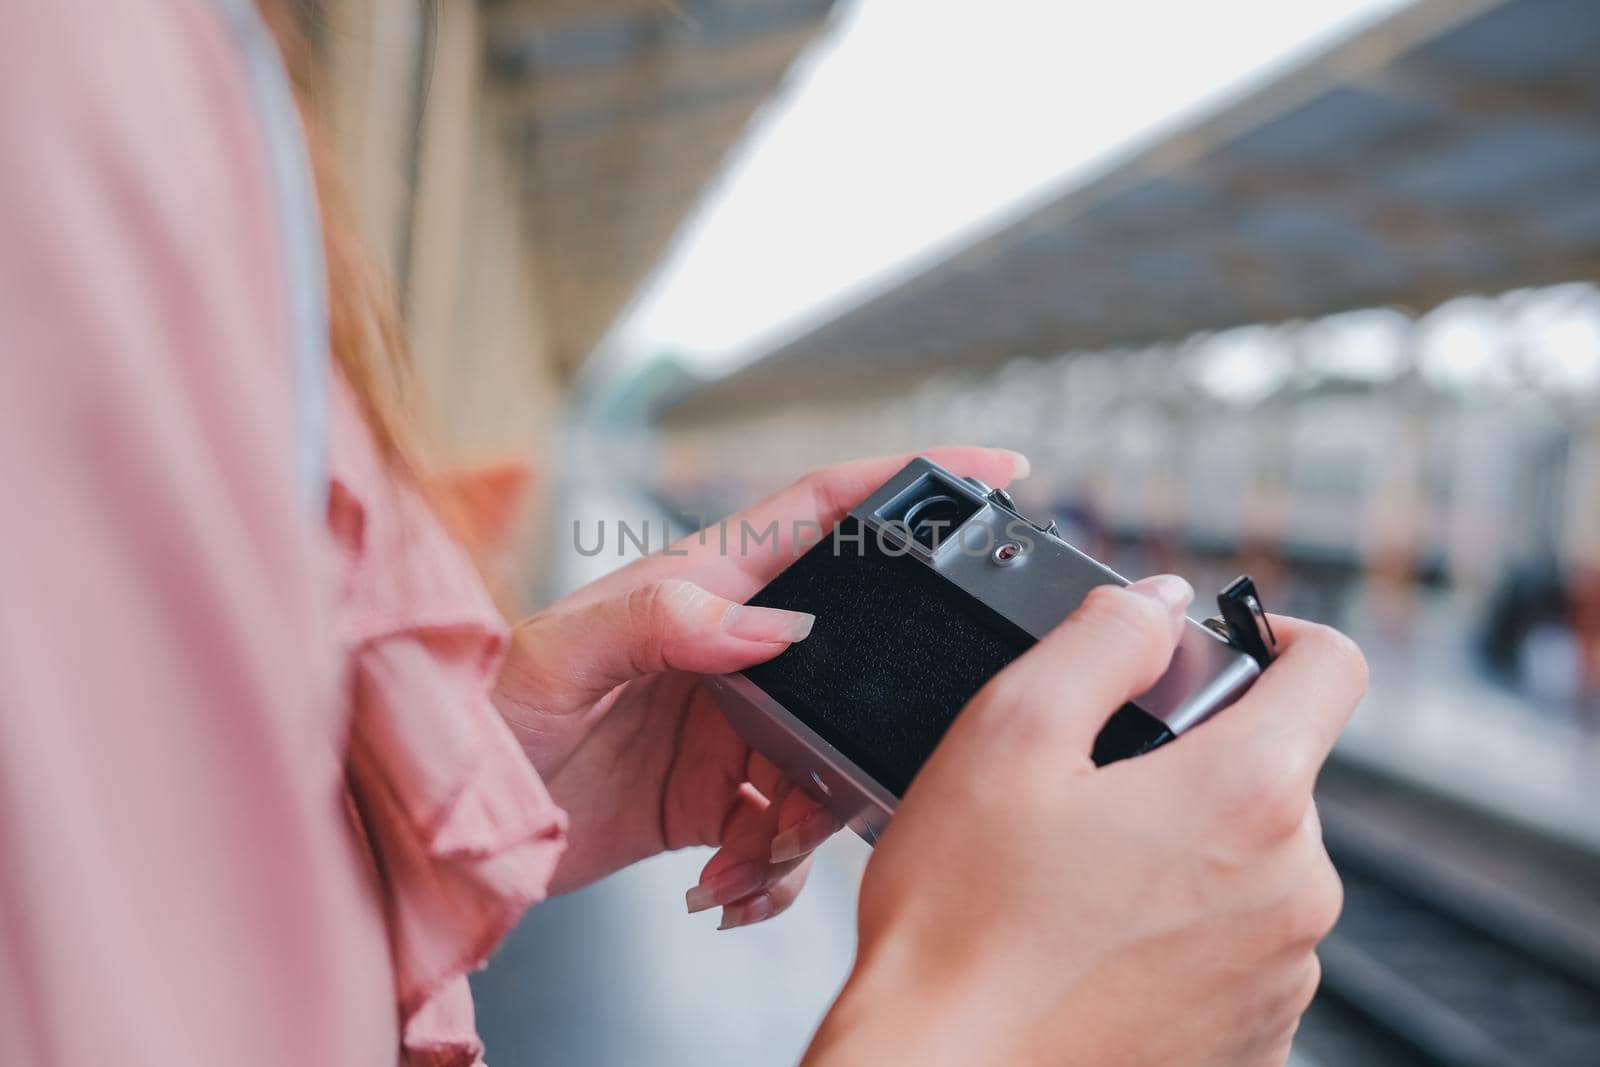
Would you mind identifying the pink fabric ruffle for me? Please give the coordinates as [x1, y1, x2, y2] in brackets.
[327, 375, 566, 1067]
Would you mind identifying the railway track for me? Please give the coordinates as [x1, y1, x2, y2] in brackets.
[1295, 763, 1600, 1067]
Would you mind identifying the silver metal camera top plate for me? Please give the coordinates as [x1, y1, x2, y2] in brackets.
[851, 457, 1260, 735]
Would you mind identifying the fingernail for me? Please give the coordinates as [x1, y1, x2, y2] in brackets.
[718, 893, 774, 931]
[770, 808, 838, 864]
[1003, 449, 1031, 480]
[686, 860, 768, 914]
[1126, 574, 1194, 615]
[722, 603, 815, 643]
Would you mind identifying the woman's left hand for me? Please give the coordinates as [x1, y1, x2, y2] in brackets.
[492, 447, 1027, 929]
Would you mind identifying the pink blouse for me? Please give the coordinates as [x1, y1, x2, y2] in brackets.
[0, 3, 565, 1065]
[328, 373, 568, 1065]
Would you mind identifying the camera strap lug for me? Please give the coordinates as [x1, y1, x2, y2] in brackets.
[1214, 575, 1278, 669]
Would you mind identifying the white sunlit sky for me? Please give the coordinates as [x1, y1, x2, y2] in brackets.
[603, 0, 1416, 384]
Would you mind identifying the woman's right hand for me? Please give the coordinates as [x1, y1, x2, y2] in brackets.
[806, 577, 1368, 1067]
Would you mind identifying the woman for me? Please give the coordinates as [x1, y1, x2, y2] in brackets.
[0, 2, 1366, 1065]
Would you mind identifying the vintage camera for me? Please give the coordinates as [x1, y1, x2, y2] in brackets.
[706, 457, 1278, 845]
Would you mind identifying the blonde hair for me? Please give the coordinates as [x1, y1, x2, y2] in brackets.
[257, 0, 488, 562]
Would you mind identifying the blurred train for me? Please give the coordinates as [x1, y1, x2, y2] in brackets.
[654, 282, 1600, 725]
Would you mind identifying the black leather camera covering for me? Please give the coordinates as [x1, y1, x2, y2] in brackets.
[742, 517, 1171, 796]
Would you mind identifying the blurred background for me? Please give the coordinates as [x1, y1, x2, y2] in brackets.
[308, 0, 1599, 1063]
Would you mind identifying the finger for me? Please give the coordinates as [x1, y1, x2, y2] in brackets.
[1174, 616, 1368, 800]
[1231, 806, 1340, 914]
[722, 756, 842, 864]
[744, 750, 788, 801]
[770, 789, 842, 863]
[686, 775, 789, 911]
[956, 575, 1195, 760]
[569, 447, 1029, 607]
[505, 579, 813, 712]
[708, 770, 787, 875]
[719, 855, 815, 931]
[685, 852, 805, 914]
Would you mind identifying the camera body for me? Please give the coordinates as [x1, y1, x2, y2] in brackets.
[705, 458, 1269, 845]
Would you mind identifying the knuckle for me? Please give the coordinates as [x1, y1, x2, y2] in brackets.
[791, 469, 822, 504]
[1260, 746, 1314, 816]
[795, 468, 845, 520]
[1305, 862, 1345, 941]
[1305, 623, 1369, 694]
[1259, 957, 1321, 1057]
[1247, 967, 1319, 1067]
[623, 580, 700, 671]
[1240, 741, 1312, 838]
[1283, 954, 1323, 1027]
[1260, 794, 1308, 846]
[623, 583, 663, 638]
[1275, 862, 1344, 949]
[1300, 954, 1325, 1005]
[645, 579, 705, 624]
[1210, 759, 1305, 848]
[1244, 801, 1305, 853]
[653, 577, 702, 607]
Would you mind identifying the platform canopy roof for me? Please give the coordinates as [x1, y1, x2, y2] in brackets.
[485, 0, 836, 374]
[663, 0, 1600, 419]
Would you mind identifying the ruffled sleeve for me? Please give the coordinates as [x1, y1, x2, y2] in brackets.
[326, 374, 567, 1067]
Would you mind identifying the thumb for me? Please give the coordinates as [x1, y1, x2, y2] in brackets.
[506, 579, 815, 712]
[959, 575, 1194, 761]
